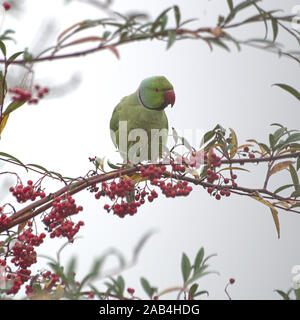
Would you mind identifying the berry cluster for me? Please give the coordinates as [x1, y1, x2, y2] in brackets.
[25, 270, 61, 296]
[140, 164, 167, 180]
[98, 179, 134, 200]
[7, 226, 46, 294]
[207, 186, 231, 200]
[9, 85, 49, 104]
[205, 152, 222, 168]
[9, 180, 46, 203]
[243, 146, 255, 159]
[0, 213, 11, 228]
[43, 196, 84, 241]
[159, 180, 192, 198]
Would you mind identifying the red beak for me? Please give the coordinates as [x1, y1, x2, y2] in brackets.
[164, 90, 175, 107]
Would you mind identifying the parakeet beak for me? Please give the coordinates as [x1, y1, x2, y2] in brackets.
[164, 90, 175, 107]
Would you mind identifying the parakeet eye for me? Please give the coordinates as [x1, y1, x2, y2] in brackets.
[154, 88, 159, 92]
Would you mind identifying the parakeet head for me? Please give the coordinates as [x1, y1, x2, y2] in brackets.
[138, 76, 175, 111]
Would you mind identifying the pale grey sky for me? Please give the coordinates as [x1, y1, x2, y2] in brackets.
[1, 0, 300, 299]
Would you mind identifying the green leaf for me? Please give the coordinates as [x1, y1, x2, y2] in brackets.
[0, 40, 6, 57]
[289, 164, 300, 192]
[285, 133, 300, 145]
[295, 288, 300, 300]
[186, 268, 217, 286]
[181, 253, 192, 283]
[270, 16, 278, 42]
[140, 277, 156, 299]
[269, 134, 275, 149]
[273, 127, 286, 144]
[208, 38, 230, 52]
[274, 289, 290, 300]
[224, 0, 262, 25]
[259, 143, 270, 154]
[0, 151, 27, 170]
[0, 71, 7, 103]
[7, 51, 24, 65]
[227, 0, 233, 12]
[203, 130, 215, 145]
[151, 7, 172, 33]
[3, 100, 26, 115]
[188, 283, 198, 299]
[297, 155, 300, 171]
[273, 84, 300, 102]
[133, 230, 156, 261]
[291, 190, 300, 198]
[66, 256, 77, 282]
[166, 30, 176, 50]
[116, 275, 125, 296]
[194, 290, 209, 297]
[27, 163, 50, 175]
[194, 247, 204, 271]
[274, 184, 294, 194]
[107, 159, 121, 170]
[174, 5, 181, 28]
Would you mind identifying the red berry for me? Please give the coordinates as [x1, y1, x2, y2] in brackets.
[243, 147, 249, 152]
[127, 288, 135, 295]
[231, 174, 237, 180]
[249, 153, 255, 159]
[215, 194, 221, 200]
[229, 278, 235, 284]
[3, 2, 10, 10]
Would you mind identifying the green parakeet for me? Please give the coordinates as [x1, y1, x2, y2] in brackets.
[109, 76, 175, 201]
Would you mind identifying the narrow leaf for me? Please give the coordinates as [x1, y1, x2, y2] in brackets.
[270, 161, 295, 176]
[181, 253, 192, 283]
[273, 84, 300, 101]
[227, 0, 234, 12]
[229, 127, 238, 158]
[166, 30, 176, 50]
[174, 5, 181, 28]
[251, 196, 280, 238]
[274, 289, 290, 300]
[107, 159, 121, 170]
[7, 51, 24, 65]
[194, 247, 204, 271]
[0, 151, 27, 170]
[274, 184, 294, 194]
[3, 100, 26, 115]
[289, 164, 300, 192]
[285, 133, 300, 145]
[0, 40, 6, 57]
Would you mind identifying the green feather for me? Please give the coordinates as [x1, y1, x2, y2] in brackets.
[110, 76, 173, 163]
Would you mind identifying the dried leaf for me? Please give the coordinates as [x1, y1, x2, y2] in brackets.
[0, 113, 9, 135]
[229, 128, 238, 158]
[252, 196, 280, 238]
[106, 45, 120, 59]
[270, 161, 295, 176]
